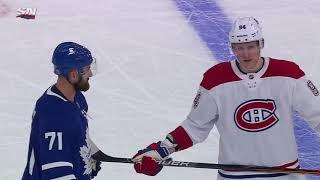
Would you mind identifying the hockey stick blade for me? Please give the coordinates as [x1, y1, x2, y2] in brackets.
[92, 151, 320, 175]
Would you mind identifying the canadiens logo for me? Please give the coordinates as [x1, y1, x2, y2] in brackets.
[234, 99, 279, 132]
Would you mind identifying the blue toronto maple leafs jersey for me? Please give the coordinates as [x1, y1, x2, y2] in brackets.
[22, 85, 96, 180]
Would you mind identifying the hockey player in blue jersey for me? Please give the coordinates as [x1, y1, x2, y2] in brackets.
[22, 42, 102, 179]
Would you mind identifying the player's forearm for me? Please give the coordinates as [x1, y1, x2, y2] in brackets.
[166, 126, 193, 153]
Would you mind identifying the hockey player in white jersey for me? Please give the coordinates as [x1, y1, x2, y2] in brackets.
[132, 17, 320, 179]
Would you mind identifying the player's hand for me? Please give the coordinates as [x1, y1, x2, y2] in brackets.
[132, 141, 171, 176]
[90, 159, 101, 179]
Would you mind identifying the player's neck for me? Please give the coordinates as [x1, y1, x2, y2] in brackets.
[238, 57, 264, 74]
[55, 78, 76, 102]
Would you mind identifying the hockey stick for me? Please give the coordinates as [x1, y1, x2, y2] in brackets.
[92, 151, 320, 175]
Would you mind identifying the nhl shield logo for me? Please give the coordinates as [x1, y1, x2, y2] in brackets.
[234, 99, 279, 132]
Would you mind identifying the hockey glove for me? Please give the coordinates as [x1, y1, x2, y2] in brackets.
[90, 159, 101, 179]
[133, 141, 173, 176]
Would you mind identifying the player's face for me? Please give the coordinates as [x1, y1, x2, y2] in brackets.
[231, 41, 262, 73]
[75, 65, 93, 92]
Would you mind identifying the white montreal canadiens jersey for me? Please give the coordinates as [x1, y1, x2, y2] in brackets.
[181, 57, 320, 179]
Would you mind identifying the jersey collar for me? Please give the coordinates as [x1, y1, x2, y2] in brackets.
[231, 57, 270, 80]
[46, 85, 68, 102]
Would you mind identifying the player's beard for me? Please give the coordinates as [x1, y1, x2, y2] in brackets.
[74, 75, 90, 92]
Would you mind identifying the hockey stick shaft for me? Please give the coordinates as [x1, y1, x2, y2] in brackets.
[92, 151, 320, 175]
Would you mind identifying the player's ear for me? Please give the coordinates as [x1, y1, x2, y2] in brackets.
[68, 69, 80, 83]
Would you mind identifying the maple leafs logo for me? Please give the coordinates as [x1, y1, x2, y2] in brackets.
[79, 128, 96, 175]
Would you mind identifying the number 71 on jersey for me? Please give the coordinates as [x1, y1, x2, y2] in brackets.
[45, 132, 63, 150]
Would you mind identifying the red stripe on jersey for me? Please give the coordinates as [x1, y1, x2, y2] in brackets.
[275, 159, 299, 168]
[261, 58, 305, 79]
[169, 126, 193, 151]
[200, 62, 241, 90]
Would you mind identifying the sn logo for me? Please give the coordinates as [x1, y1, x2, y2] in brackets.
[239, 25, 246, 30]
[16, 8, 37, 19]
[68, 48, 75, 55]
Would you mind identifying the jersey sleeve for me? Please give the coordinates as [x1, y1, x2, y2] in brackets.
[292, 76, 320, 133]
[180, 86, 219, 144]
[37, 108, 80, 179]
